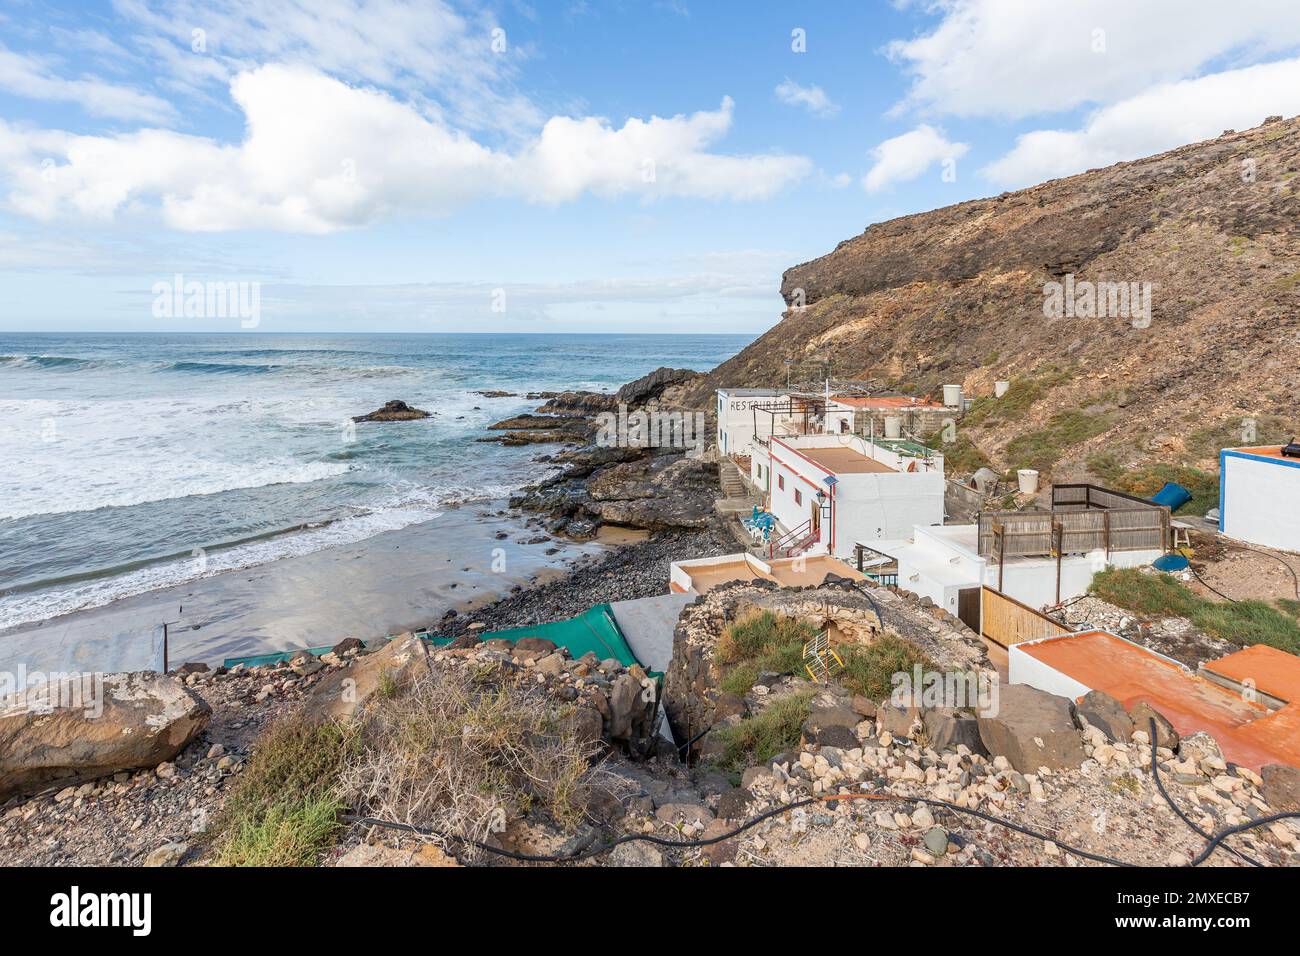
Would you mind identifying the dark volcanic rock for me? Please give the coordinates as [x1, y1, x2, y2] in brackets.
[353, 400, 431, 422]
[615, 367, 703, 406]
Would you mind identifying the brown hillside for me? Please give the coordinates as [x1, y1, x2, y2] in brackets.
[685, 114, 1300, 506]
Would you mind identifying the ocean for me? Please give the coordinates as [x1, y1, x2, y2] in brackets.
[0, 332, 749, 632]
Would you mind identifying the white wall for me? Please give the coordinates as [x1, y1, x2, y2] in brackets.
[1222, 452, 1300, 552]
[717, 391, 784, 458]
[983, 548, 1163, 609]
[1008, 638, 1095, 699]
[834, 472, 945, 554]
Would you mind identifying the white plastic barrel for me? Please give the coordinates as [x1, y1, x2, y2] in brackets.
[943, 384, 963, 408]
[1017, 469, 1040, 495]
[994, 380, 1010, 398]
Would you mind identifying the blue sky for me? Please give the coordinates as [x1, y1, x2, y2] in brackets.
[3, 0, 1300, 333]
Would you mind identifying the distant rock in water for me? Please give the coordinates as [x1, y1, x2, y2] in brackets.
[353, 400, 431, 423]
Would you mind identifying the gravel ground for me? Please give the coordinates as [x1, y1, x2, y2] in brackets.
[0, 665, 311, 866]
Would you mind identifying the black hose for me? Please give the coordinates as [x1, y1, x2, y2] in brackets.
[343, 725, 1298, 868]
[1145, 717, 1262, 867]
[1236, 545, 1300, 600]
[1189, 808, 1300, 866]
[1189, 566, 1238, 603]
[346, 786, 1133, 867]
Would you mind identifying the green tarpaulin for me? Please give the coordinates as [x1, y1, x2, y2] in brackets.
[223, 603, 656, 675]
[431, 603, 648, 671]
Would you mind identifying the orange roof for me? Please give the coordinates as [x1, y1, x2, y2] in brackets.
[832, 395, 946, 410]
[1017, 630, 1300, 771]
[1202, 644, 1300, 704]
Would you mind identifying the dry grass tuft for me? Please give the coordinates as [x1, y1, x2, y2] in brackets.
[336, 669, 623, 860]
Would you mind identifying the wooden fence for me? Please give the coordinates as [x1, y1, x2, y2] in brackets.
[977, 501, 1169, 558]
[980, 587, 1065, 648]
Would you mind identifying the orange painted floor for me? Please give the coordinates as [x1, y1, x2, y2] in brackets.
[1019, 630, 1300, 771]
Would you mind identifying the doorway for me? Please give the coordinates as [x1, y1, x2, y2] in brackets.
[957, 587, 981, 632]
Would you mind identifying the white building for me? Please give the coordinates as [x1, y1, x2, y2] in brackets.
[715, 388, 786, 458]
[874, 503, 1166, 630]
[1220, 445, 1300, 552]
[753, 434, 945, 560]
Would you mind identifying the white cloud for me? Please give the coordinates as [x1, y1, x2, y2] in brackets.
[982, 57, 1300, 187]
[0, 45, 174, 122]
[113, 0, 543, 135]
[1, 65, 810, 232]
[862, 124, 967, 192]
[774, 79, 838, 117]
[887, 0, 1300, 119]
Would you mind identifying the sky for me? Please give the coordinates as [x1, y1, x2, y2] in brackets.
[3, 0, 1300, 334]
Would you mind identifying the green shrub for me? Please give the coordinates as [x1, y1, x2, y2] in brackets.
[715, 611, 817, 693]
[712, 692, 812, 772]
[962, 367, 1072, 428]
[1090, 568, 1300, 654]
[838, 635, 935, 701]
[1085, 459, 1220, 516]
[1004, 410, 1112, 476]
[210, 718, 360, 866]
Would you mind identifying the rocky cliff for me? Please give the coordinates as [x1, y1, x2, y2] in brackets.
[686, 115, 1300, 495]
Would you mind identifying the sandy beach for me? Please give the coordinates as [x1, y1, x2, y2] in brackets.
[0, 501, 609, 668]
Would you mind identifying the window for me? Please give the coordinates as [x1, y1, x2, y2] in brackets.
[778, 474, 785, 491]
[794, 489, 802, 505]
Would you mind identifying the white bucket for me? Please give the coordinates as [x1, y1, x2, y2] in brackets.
[1017, 469, 1040, 495]
[883, 415, 902, 439]
[942, 384, 963, 408]
[994, 380, 1010, 398]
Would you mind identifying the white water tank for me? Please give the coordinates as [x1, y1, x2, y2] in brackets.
[943, 384, 964, 408]
[994, 380, 1010, 398]
[883, 415, 902, 439]
[1017, 469, 1040, 495]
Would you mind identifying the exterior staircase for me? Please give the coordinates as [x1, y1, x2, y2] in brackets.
[719, 459, 747, 498]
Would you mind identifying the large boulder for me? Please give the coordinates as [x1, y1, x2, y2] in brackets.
[1261, 764, 1300, 811]
[0, 672, 211, 800]
[877, 703, 921, 738]
[1076, 690, 1134, 743]
[923, 708, 987, 754]
[1129, 701, 1179, 750]
[976, 684, 1085, 772]
[606, 672, 652, 744]
[302, 632, 431, 723]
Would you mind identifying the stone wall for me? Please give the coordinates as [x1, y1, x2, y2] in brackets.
[662, 578, 991, 752]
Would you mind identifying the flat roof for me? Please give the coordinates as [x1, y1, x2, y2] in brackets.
[1202, 644, 1300, 704]
[674, 554, 866, 594]
[832, 395, 946, 410]
[1226, 445, 1300, 464]
[719, 388, 785, 396]
[1018, 630, 1300, 771]
[794, 445, 896, 475]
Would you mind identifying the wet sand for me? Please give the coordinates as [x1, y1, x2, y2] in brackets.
[0, 501, 608, 668]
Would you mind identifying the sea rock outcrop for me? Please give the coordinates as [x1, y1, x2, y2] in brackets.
[352, 400, 431, 422]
